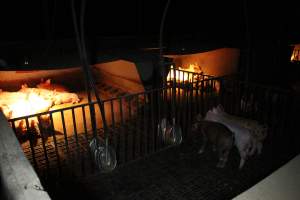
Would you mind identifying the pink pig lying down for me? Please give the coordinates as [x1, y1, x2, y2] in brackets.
[19, 84, 80, 105]
[204, 107, 258, 169]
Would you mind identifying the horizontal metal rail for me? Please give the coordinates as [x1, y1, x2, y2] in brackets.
[6, 75, 296, 182]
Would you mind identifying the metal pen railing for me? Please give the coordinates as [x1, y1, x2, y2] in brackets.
[7, 75, 296, 182]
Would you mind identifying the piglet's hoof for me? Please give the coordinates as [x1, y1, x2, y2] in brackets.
[198, 149, 204, 154]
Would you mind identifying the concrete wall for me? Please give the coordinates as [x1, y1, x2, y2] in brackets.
[0, 67, 84, 91]
[93, 60, 145, 93]
[0, 112, 51, 200]
[166, 48, 240, 76]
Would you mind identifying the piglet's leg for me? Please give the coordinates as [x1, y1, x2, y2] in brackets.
[257, 142, 263, 155]
[239, 151, 247, 170]
[198, 134, 207, 154]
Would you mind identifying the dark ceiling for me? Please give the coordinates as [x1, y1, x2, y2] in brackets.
[1, 0, 299, 44]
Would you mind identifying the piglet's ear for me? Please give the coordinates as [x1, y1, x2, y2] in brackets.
[45, 79, 51, 85]
[21, 84, 28, 89]
[40, 78, 44, 83]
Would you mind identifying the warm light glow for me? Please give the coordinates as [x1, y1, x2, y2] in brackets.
[291, 44, 300, 62]
[167, 64, 203, 83]
[9, 93, 53, 119]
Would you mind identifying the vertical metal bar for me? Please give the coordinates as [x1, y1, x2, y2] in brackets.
[125, 97, 131, 161]
[144, 93, 149, 154]
[81, 106, 89, 141]
[187, 72, 193, 138]
[25, 118, 38, 170]
[134, 95, 139, 158]
[82, 105, 94, 173]
[157, 89, 162, 149]
[11, 121, 17, 134]
[71, 108, 81, 159]
[60, 111, 71, 161]
[182, 72, 188, 138]
[140, 94, 145, 156]
[36, 116, 49, 170]
[119, 98, 124, 163]
[177, 70, 182, 122]
[209, 79, 213, 108]
[172, 66, 177, 126]
[110, 100, 116, 155]
[200, 80, 204, 117]
[34, 116, 49, 175]
[195, 78, 200, 114]
[49, 113, 61, 176]
[150, 91, 155, 152]
[110, 100, 115, 129]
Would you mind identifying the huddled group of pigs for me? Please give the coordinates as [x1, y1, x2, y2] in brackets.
[0, 79, 80, 143]
[0, 78, 80, 120]
[192, 105, 268, 169]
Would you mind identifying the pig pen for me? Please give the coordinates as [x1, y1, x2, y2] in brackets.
[6, 67, 214, 175]
[6, 75, 299, 200]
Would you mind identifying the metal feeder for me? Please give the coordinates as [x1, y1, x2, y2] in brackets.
[71, 0, 117, 173]
[160, 118, 183, 145]
[89, 138, 117, 172]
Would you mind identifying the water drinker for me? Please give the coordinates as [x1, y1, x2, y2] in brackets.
[89, 137, 117, 172]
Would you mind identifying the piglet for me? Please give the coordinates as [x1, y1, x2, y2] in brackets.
[213, 104, 268, 155]
[192, 115, 234, 168]
[205, 108, 256, 169]
[53, 92, 80, 105]
[37, 78, 69, 92]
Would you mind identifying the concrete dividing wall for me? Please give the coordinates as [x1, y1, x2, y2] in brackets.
[0, 67, 85, 91]
[93, 60, 145, 94]
[166, 48, 240, 76]
[0, 112, 51, 200]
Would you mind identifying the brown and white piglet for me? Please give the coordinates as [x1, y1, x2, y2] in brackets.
[192, 117, 234, 168]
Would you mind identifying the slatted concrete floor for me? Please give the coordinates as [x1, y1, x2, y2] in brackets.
[44, 135, 297, 200]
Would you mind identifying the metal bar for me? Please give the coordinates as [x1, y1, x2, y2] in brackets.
[11, 121, 17, 134]
[200, 80, 204, 117]
[60, 112, 70, 159]
[125, 97, 130, 161]
[110, 101, 115, 129]
[82, 105, 94, 173]
[182, 72, 188, 138]
[110, 100, 117, 157]
[36, 115, 50, 173]
[60, 110, 74, 174]
[157, 89, 162, 149]
[150, 92, 155, 152]
[195, 78, 200, 114]
[172, 66, 176, 124]
[187, 72, 194, 138]
[119, 98, 124, 163]
[25, 118, 38, 170]
[49, 113, 61, 176]
[134, 95, 139, 158]
[71, 108, 81, 159]
[144, 93, 149, 154]
[81, 106, 89, 141]
[140, 94, 144, 156]
[8, 87, 181, 123]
